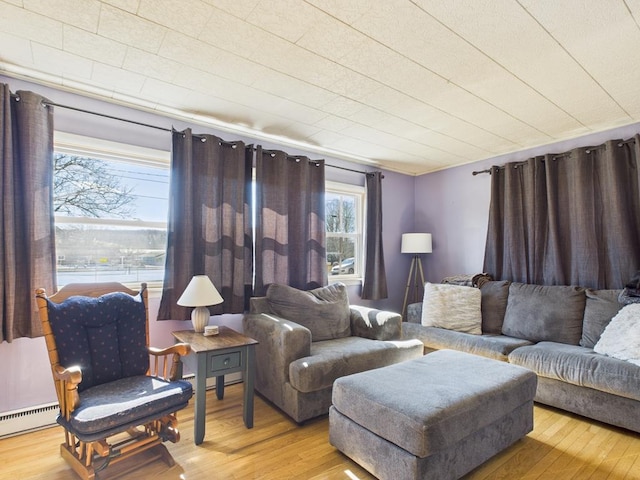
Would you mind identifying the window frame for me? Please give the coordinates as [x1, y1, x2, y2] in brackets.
[325, 180, 365, 285]
[53, 132, 170, 291]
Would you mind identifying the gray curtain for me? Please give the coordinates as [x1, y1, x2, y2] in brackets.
[361, 171, 388, 299]
[158, 129, 252, 319]
[0, 85, 56, 342]
[254, 147, 326, 296]
[483, 137, 640, 289]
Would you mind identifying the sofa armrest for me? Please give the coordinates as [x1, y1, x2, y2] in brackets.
[242, 312, 312, 383]
[350, 306, 402, 340]
[407, 302, 422, 324]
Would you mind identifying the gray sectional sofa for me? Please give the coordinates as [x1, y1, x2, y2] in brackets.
[404, 281, 640, 433]
[243, 283, 424, 423]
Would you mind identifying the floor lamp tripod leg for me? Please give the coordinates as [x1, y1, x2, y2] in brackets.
[402, 257, 416, 319]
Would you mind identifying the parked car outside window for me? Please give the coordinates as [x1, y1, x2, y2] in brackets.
[331, 257, 355, 275]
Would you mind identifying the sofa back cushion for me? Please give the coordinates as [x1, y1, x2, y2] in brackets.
[266, 283, 351, 341]
[580, 289, 623, 348]
[479, 280, 511, 334]
[502, 283, 586, 345]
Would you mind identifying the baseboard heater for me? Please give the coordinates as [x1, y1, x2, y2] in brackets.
[0, 403, 59, 439]
[0, 373, 230, 439]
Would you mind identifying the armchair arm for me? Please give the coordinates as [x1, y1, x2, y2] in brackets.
[148, 343, 192, 381]
[242, 312, 311, 392]
[350, 305, 403, 340]
[52, 364, 82, 420]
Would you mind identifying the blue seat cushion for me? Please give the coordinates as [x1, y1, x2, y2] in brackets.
[58, 375, 193, 441]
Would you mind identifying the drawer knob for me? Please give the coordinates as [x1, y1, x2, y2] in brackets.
[224, 358, 230, 366]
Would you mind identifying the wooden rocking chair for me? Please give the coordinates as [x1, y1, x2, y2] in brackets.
[35, 282, 193, 480]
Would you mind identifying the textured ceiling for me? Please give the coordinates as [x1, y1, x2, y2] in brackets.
[1, 0, 639, 175]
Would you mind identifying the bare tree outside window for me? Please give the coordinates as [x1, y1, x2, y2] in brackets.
[53, 153, 135, 218]
[53, 151, 169, 286]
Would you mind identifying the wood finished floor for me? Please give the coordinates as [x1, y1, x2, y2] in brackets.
[1, 383, 639, 480]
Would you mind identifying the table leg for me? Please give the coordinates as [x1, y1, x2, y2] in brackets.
[194, 352, 207, 445]
[243, 344, 255, 428]
[216, 375, 225, 400]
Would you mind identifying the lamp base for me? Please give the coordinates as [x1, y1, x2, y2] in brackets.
[191, 306, 211, 333]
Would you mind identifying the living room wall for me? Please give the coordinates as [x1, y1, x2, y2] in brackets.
[3, 72, 639, 416]
[0, 74, 415, 414]
[413, 120, 640, 284]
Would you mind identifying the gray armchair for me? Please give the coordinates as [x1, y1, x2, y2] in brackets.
[242, 283, 424, 423]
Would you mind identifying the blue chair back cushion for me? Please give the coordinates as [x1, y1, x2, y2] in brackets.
[47, 292, 149, 391]
[57, 375, 193, 441]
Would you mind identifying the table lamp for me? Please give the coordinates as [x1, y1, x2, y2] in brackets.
[177, 275, 224, 333]
[401, 233, 432, 319]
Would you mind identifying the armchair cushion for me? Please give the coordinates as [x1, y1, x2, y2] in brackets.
[59, 375, 193, 441]
[46, 292, 148, 391]
[266, 283, 351, 341]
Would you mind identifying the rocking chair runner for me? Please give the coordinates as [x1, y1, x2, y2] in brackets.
[35, 282, 193, 480]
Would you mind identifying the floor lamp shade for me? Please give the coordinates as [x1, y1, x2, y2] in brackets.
[177, 275, 224, 333]
[401, 233, 432, 254]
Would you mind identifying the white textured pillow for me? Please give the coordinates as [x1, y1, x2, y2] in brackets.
[421, 282, 482, 334]
[594, 304, 640, 366]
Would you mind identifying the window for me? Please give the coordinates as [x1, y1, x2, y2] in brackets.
[325, 181, 364, 279]
[53, 133, 170, 288]
[53, 134, 364, 288]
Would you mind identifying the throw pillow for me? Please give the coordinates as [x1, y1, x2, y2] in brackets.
[580, 289, 623, 348]
[266, 283, 351, 341]
[594, 304, 640, 366]
[421, 282, 482, 335]
[502, 283, 585, 345]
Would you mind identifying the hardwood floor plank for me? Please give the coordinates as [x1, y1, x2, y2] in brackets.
[1, 384, 639, 480]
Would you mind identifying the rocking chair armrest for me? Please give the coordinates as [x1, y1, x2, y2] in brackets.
[148, 343, 192, 381]
[52, 365, 82, 418]
[148, 343, 192, 358]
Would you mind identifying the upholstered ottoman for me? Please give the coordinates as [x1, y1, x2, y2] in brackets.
[329, 350, 537, 480]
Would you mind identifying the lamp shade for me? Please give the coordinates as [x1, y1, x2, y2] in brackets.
[177, 275, 224, 307]
[401, 233, 432, 254]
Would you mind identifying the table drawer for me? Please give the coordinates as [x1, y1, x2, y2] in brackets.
[209, 351, 241, 373]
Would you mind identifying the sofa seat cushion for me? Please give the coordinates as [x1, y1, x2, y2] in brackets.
[508, 342, 640, 402]
[402, 323, 532, 362]
[288, 336, 424, 393]
[59, 375, 193, 440]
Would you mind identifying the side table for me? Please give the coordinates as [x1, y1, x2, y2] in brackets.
[172, 326, 258, 445]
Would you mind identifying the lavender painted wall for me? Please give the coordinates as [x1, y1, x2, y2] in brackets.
[414, 121, 640, 283]
[0, 75, 415, 413]
[3, 72, 638, 415]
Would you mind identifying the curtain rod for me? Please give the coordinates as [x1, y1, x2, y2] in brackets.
[40, 99, 376, 177]
[472, 138, 637, 176]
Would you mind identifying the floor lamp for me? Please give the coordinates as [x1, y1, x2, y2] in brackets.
[401, 233, 432, 319]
